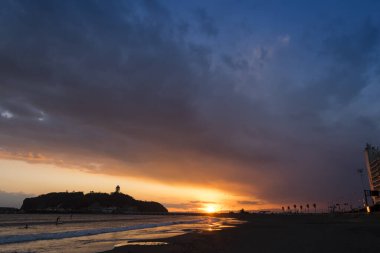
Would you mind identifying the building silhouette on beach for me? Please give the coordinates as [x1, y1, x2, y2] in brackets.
[364, 144, 380, 204]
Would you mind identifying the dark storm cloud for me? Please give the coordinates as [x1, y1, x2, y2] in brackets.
[221, 55, 249, 71]
[1, 0, 380, 205]
[298, 19, 380, 109]
[194, 8, 218, 36]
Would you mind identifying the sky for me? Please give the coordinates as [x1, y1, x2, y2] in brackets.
[0, 0, 380, 212]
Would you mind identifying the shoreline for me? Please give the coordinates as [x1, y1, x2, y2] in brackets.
[101, 213, 380, 253]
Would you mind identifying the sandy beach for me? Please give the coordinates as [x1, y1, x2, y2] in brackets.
[102, 213, 380, 253]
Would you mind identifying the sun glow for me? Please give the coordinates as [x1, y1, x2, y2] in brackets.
[203, 204, 219, 213]
[0, 159, 234, 211]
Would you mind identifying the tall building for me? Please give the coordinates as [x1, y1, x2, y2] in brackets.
[364, 144, 380, 205]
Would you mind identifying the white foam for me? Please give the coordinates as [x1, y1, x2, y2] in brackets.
[0, 218, 211, 245]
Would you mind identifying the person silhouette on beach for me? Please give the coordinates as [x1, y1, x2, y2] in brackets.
[56, 216, 61, 225]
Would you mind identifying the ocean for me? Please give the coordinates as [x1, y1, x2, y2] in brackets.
[0, 214, 241, 253]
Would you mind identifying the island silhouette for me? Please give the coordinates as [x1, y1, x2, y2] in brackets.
[21, 186, 168, 213]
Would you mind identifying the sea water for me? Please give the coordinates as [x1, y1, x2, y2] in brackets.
[0, 214, 241, 253]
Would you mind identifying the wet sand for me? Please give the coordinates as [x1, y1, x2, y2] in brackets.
[102, 213, 380, 253]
